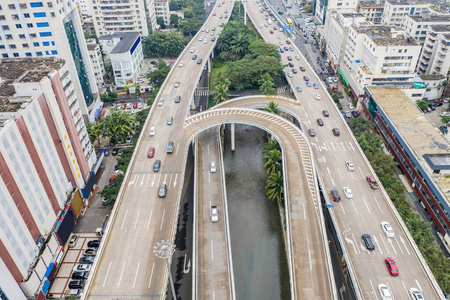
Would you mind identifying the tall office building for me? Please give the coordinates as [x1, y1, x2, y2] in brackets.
[0, 57, 96, 299]
[90, 0, 150, 36]
[0, 0, 102, 122]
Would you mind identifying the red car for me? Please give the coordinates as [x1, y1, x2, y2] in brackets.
[148, 147, 155, 158]
[109, 175, 115, 182]
[300, 66, 306, 72]
[122, 103, 126, 109]
[133, 102, 138, 109]
[385, 257, 399, 276]
[332, 87, 339, 92]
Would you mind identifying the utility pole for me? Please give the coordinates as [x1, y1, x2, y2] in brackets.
[154, 240, 176, 300]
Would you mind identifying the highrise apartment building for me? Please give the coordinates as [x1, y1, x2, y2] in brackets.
[0, 57, 96, 299]
[90, 0, 149, 36]
[417, 25, 450, 77]
[404, 14, 450, 44]
[340, 26, 422, 99]
[154, 0, 170, 25]
[382, 0, 431, 27]
[357, 0, 384, 24]
[314, 0, 359, 25]
[86, 38, 106, 88]
[146, 0, 157, 31]
[0, 0, 102, 122]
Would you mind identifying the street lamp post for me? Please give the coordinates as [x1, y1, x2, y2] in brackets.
[154, 240, 177, 300]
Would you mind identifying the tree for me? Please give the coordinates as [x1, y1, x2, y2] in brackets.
[170, 14, 179, 27]
[260, 79, 275, 95]
[86, 122, 101, 145]
[263, 138, 280, 155]
[248, 39, 279, 58]
[211, 84, 230, 106]
[441, 116, 450, 125]
[331, 91, 344, 103]
[263, 101, 281, 115]
[147, 60, 170, 87]
[214, 72, 231, 89]
[416, 99, 428, 111]
[157, 17, 166, 29]
[265, 171, 284, 202]
[263, 149, 282, 174]
[99, 110, 133, 142]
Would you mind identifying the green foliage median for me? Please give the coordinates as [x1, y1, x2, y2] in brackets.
[348, 117, 450, 294]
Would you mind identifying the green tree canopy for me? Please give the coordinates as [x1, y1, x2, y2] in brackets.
[157, 17, 166, 29]
[265, 171, 284, 202]
[170, 14, 180, 27]
[147, 60, 170, 87]
[416, 99, 428, 110]
[263, 101, 281, 115]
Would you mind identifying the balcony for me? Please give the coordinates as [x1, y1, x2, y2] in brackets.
[422, 56, 430, 62]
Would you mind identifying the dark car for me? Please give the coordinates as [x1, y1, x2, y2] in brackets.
[308, 128, 315, 137]
[79, 256, 95, 264]
[150, 60, 158, 65]
[114, 164, 119, 171]
[69, 280, 85, 289]
[287, 56, 292, 61]
[197, 58, 203, 64]
[87, 240, 100, 248]
[72, 271, 89, 280]
[104, 148, 110, 156]
[317, 118, 324, 126]
[82, 248, 97, 256]
[284, 46, 289, 51]
[153, 160, 161, 172]
[175, 95, 181, 103]
[292, 68, 297, 74]
[331, 189, 340, 202]
[112, 148, 119, 156]
[288, 62, 294, 67]
[323, 110, 329, 117]
[332, 128, 340, 136]
[362, 234, 375, 250]
[270, 30, 273, 34]
[351, 111, 360, 118]
[286, 39, 291, 44]
[192, 54, 197, 60]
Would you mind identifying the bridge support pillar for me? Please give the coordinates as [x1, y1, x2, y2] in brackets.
[231, 123, 235, 152]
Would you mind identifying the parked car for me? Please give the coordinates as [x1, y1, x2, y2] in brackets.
[296, 86, 302, 92]
[87, 240, 100, 248]
[348, 103, 354, 110]
[112, 148, 119, 156]
[210, 206, 219, 222]
[82, 248, 97, 256]
[361, 234, 375, 250]
[69, 234, 79, 248]
[380, 221, 394, 237]
[351, 111, 360, 118]
[73, 264, 92, 272]
[68, 280, 85, 289]
[72, 271, 89, 280]
[306, 81, 312, 87]
[104, 148, 110, 156]
[313, 83, 319, 89]
[79, 256, 95, 264]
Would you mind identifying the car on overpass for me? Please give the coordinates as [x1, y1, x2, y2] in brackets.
[210, 206, 219, 222]
[385, 257, 399, 276]
[380, 221, 394, 237]
[158, 184, 167, 198]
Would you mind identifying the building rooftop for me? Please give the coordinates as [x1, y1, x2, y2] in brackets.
[419, 74, 446, 81]
[369, 87, 450, 194]
[87, 43, 98, 51]
[353, 26, 418, 46]
[386, 0, 430, 5]
[99, 32, 140, 54]
[358, 0, 385, 8]
[341, 13, 366, 18]
[429, 24, 450, 33]
[409, 14, 450, 23]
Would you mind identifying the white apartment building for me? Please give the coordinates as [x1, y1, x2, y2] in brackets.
[419, 74, 447, 100]
[357, 0, 384, 24]
[404, 14, 450, 44]
[382, 0, 431, 27]
[314, 0, 359, 25]
[90, 0, 149, 36]
[417, 25, 450, 77]
[146, 0, 157, 32]
[75, 0, 93, 17]
[99, 32, 143, 87]
[341, 26, 422, 99]
[86, 38, 106, 88]
[324, 11, 369, 68]
[154, 0, 170, 25]
[0, 0, 102, 122]
[0, 57, 96, 299]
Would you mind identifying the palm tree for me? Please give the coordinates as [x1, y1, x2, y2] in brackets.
[265, 171, 284, 202]
[258, 73, 273, 86]
[263, 101, 281, 115]
[260, 80, 275, 95]
[263, 149, 282, 174]
[214, 72, 231, 89]
[230, 33, 248, 57]
[263, 138, 280, 155]
[211, 84, 230, 106]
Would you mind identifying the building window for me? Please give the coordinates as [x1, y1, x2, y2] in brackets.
[36, 22, 49, 27]
[20, 3, 27, 9]
[12, 14, 19, 19]
[8, 4, 16, 9]
[39, 32, 52, 37]
[45, 50, 49, 55]
[26, 52, 32, 56]
[27, 23, 33, 28]
[30, 33, 36, 38]
[19, 34, 25, 38]
[50, 12, 55, 17]
[51, 41, 55, 45]
[33, 12, 46, 17]
[2, 25, 9, 30]
[2, 53, 8, 58]
[13, 53, 19, 57]
[22, 43, 28, 47]
[10, 44, 16, 48]
[16, 24, 22, 29]
[47, 2, 53, 7]
[33, 42, 39, 46]
[51, 50, 57, 54]
[30, 2, 44, 7]
[36, 51, 42, 56]
[5, 34, 12, 40]
[24, 13, 30, 18]
[0, 45, 4, 49]
[0, 15, 5, 20]
[42, 41, 49, 46]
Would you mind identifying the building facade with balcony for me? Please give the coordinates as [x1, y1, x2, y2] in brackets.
[86, 39, 106, 88]
[0, 57, 96, 299]
[357, 0, 384, 24]
[363, 87, 450, 251]
[99, 32, 143, 87]
[154, 0, 170, 25]
[314, 0, 359, 25]
[340, 26, 422, 99]
[382, 0, 431, 27]
[0, 0, 102, 122]
[417, 25, 450, 77]
[404, 15, 450, 45]
[146, 0, 158, 30]
[90, 0, 149, 36]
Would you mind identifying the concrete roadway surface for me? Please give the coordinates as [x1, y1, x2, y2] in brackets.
[247, 3, 444, 298]
[84, 1, 235, 299]
[195, 128, 233, 300]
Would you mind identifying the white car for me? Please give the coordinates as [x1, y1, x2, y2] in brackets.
[259, 24, 263, 28]
[126, 103, 131, 109]
[349, 103, 354, 110]
[158, 98, 164, 106]
[149, 127, 156, 136]
[137, 103, 143, 109]
[380, 221, 394, 237]
[201, 27, 206, 32]
[343, 187, 353, 199]
[199, 37, 203, 41]
[288, 72, 293, 78]
[210, 161, 217, 173]
[378, 284, 393, 300]
[137, 79, 144, 83]
[314, 93, 321, 100]
[73, 264, 92, 272]
[279, 41, 283, 46]
[210, 206, 219, 223]
[345, 161, 354, 171]
[409, 288, 424, 300]
[203, 39, 207, 44]
[179, 61, 184, 67]
[327, 77, 333, 83]
[277, 35, 281, 39]
[295, 55, 300, 60]
[190, 47, 195, 53]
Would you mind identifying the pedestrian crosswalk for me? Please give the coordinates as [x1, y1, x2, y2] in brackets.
[277, 86, 290, 94]
[194, 89, 214, 96]
[126, 172, 180, 189]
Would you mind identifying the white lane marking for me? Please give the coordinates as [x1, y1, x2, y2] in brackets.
[350, 171, 355, 180]
[415, 280, 422, 291]
[213, 291, 215, 300]
[209, 171, 211, 183]
[337, 168, 343, 180]
[303, 203, 306, 220]
[121, 210, 128, 230]
[374, 196, 384, 214]
[369, 280, 378, 300]
[341, 202, 346, 215]
[117, 261, 126, 287]
[379, 233, 389, 255]
[164, 173, 168, 184]
[128, 174, 137, 186]
[394, 236, 404, 254]
[207, 144, 210, 155]
[308, 249, 312, 271]
[152, 174, 156, 187]
[140, 174, 144, 187]
[160, 209, 165, 230]
[362, 197, 371, 213]
[169, 174, 173, 187]
[211, 239, 214, 261]
[387, 238, 396, 255]
[358, 167, 364, 179]
[352, 234, 360, 254]
[147, 209, 153, 230]
[148, 262, 155, 288]
[175, 145, 179, 156]
[102, 262, 112, 287]
[133, 262, 140, 288]
[173, 174, 178, 188]
[350, 199, 358, 215]
[134, 210, 140, 230]
[349, 142, 355, 151]
[134, 174, 140, 187]
[401, 281, 409, 295]
[322, 156, 326, 162]
[146, 174, 151, 188]
[400, 235, 410, 255]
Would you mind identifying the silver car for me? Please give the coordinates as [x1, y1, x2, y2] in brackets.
[211, 206, 219, 222]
